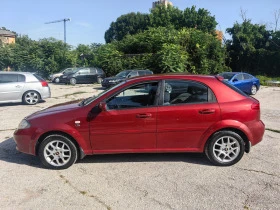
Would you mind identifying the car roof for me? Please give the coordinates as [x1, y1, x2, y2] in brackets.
[126, 73, 217, 82]
[0, 71, 34, 75]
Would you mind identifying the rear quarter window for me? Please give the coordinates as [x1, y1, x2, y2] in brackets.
[222, 80, 248, 97]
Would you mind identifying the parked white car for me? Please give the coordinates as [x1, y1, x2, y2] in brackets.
[49, 68, 76, 83]
[0, 71, 51, 105]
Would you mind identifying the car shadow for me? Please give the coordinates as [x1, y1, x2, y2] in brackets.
[0, 138, 212, 168]
[78, 153, 211, 166]
[0, 100, 46, 107]
[0, 138, 42, 168]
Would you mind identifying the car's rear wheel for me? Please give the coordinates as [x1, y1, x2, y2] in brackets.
[38, 134, 78, 170]
[53, 77, 60, 83]
[205, 131, 245, 166]
[23, 91, 40, 105]
[70, 78, 77, 85]
[251, 85, 257, 95]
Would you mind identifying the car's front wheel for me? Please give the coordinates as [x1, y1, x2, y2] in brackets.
[38, 134, 78, 169]
[53, 77, 60, 83]
[23, 91, 40, 105]
[205, 131, 245, 166]
[251, 85, 257, 95]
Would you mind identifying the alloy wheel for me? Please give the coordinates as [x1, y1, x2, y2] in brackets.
[212, 136, 240, 163]
[43, 140, 71, 167]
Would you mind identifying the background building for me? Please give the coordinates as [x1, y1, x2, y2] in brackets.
[152, 0, 173, 8]
[0, 28, 16, 45]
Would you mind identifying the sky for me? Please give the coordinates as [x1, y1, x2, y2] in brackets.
[1, 0, 280, 48]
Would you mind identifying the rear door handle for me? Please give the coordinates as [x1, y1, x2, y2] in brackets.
[199, 109, 215, 114]
[136, 113, 152, 118]
[15, 85, 22, 88]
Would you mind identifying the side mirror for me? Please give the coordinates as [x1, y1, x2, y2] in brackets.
[127, 75, 131, 78]
[99, 102, 107, 111]
[233, 79, 238, 82]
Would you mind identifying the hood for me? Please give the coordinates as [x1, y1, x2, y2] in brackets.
[27, 99, 82, 119]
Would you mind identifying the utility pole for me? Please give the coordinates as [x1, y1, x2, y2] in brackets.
[45, 18, 71, 43]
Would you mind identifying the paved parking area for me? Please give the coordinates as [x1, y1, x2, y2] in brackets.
[0, 84, 279, 210]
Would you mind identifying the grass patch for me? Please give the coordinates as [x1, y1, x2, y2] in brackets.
[266, 128, 280, 133]
[80, 191, 87, 195]
[256, 75, 280, 86]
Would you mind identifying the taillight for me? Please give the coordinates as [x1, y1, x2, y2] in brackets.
[251, 102, 260, 110]
[40, 81, 48, 87]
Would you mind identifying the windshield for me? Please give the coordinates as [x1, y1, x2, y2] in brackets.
[116, 71, 130, 78]
[219, 72, 236, 80]
[80, 81, 126, 106]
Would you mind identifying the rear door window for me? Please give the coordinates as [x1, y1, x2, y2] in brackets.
[18, 74, 26, 82]
[235, 74, 244, 81]
[162, 80, 215, 105]
[79, 68, 90, 75]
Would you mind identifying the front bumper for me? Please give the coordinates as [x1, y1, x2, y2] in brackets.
[13, 127, 39, 156]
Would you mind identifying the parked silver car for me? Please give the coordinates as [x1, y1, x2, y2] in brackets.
[0, 72, 51, 105]
[49, 67, 76, 83]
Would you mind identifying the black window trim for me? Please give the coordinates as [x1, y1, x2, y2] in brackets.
[158, 79, 217, 107]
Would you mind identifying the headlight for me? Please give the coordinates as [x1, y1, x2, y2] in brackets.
[18, 119, 31, 130]
[109, 79, 120, 83]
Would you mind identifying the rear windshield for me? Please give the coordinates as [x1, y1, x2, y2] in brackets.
[33, 74, 45, 81]
[222, 80, 248, 97]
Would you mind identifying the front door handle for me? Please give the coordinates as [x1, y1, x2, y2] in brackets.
[199, 109, 215, 114]
[136, 113, 152, 118]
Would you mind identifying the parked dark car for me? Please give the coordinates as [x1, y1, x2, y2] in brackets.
[60, 67, 105, 85]
[14, 74, 265, 169]
[218, 72, 260, 95]
[101, 69, 153, 88]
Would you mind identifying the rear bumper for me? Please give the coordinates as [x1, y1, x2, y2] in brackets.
[40, 87, 51, 99]
[248, 120, 265, 146]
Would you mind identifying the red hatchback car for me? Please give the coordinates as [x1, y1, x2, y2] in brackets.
[14, 74, 265, 169]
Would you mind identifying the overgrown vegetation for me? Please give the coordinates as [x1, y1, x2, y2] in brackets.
[1, 5, 280, 78]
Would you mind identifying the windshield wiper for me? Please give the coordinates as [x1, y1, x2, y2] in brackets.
[79, 97, 92, 106]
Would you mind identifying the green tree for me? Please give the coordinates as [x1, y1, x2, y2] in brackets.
[105, 12, 150, 43]
[150, 5, 183, 30]
[225, 20, 279, 75]
[105, 5, 217, 43]
[182, 6, 217, 34]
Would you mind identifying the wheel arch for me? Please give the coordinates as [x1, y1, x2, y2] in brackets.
[35, 131, 86, 159]
[204, 127, 250, 154]
[22, 90, 42, 103]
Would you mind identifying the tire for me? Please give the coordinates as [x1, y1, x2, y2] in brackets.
[70, 78, 77, 85]
[251, 85, 257, 95]
[205, 131, 245, 166]
[23, 91, 40, 105]
[53, 77, 60, 83]
[97, 77, 102, 84]
[38, 134, 78, 170]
